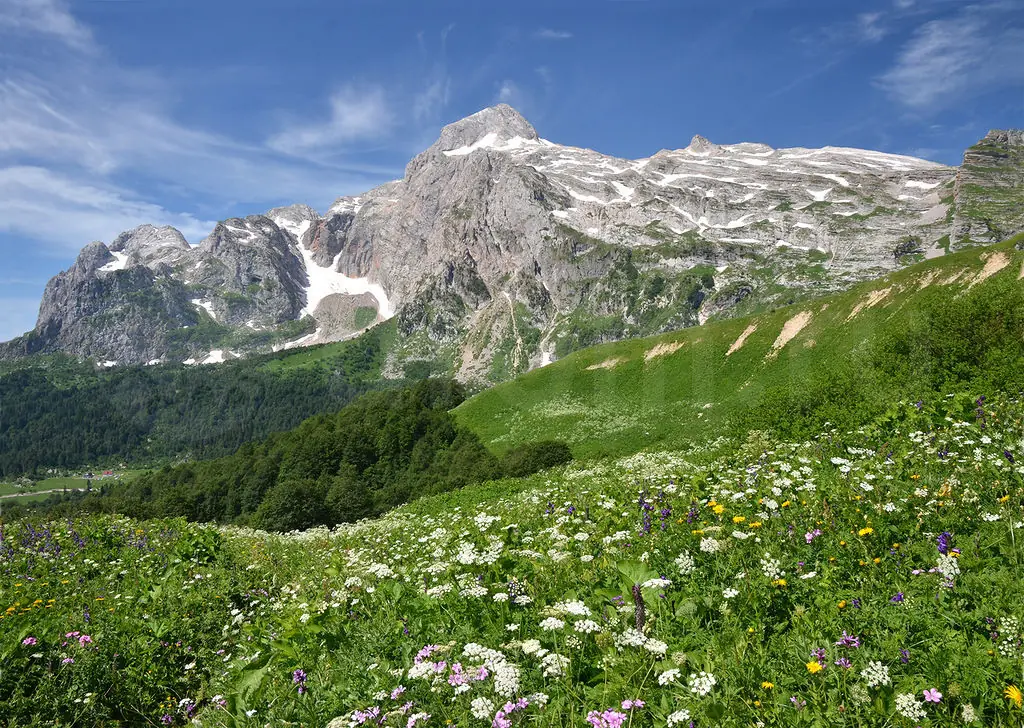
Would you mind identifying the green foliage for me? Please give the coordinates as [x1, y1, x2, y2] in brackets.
[66, 380, 503, 531]
[500, 440, 574, 477]
[0, 324, 395, 476]
[3, 394, 1023, 725]
[354, 306, 378, 330]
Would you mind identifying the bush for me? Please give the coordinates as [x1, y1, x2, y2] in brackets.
[501, 440, 573, 477]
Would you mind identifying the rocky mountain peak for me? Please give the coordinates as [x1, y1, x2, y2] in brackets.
[433, 104, 539, 152]
[983, 129, 1024, 146]
[75, 241, 116, 276]
[688, 134, 718, 154]
[266, 203, 319, 226]
[109, 224, 190, 269]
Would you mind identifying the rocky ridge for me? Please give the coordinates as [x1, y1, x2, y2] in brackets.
[2, 106, 1021, 382]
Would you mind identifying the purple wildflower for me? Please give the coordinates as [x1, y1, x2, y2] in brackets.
[937, 532, 952, 555]
[586, 709, 628, 728]
[834, 657, 852, 669]
[923, 688, 942, 703]
[21, 637, 37, 646]
[292, 668, 307, 694]
[834, 631, 860, 649]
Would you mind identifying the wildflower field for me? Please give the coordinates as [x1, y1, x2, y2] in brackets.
[2, 392, 1022, 727]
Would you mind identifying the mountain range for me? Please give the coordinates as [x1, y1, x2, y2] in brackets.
[2, 106, 1021, 383]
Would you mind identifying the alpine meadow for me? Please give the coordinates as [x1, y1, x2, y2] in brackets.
[1, 2, 1024, 727]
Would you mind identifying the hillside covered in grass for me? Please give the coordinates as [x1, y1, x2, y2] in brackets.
[456, 237, 1024, 459]
[2, 393, 1022, 726]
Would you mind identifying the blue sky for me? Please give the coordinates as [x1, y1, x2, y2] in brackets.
[2, 0, 1023, 341]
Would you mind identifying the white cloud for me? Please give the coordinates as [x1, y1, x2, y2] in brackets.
[0, 297, 41, 342]
[495, 81, 516, 103]
[534, 28, 573, 40]
[413, 77, 451, 124]
[0, 0, 93, 50]
[267, 86, 394, 155]
[857, 12, 888, 41]
[877, 3, 1024, 110]
[0, 166, 217, 249]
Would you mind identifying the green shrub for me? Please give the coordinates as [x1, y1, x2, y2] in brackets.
[501, 440, 573, 477]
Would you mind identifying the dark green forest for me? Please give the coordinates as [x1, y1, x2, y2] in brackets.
[0, 325, 395, 476]
[35, 380, 571, 531]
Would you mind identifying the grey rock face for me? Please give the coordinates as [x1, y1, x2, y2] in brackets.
[8, 241, 199, 363]
[4, 108, 1021, 381]
[110, 225, 191, 268]
[951, 129, 1024, 246]
[190, 216, 308, 326]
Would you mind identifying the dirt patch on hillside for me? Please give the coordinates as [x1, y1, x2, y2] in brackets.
[767, 311, 812, 358]
[969, 251, 1010, 287]
[726, 324, 757, 356]
[916, 270, 939, 290]
[845, 287, 891, 322]
[645, 341, 685, 361]
[586, 357, 623, 370]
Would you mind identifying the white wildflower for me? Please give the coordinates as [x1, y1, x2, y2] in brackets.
[658, 668, 681, 685]
[895, 693, 926, 721]
[688, 671, 717, 696]
[860, 661, 890, 688]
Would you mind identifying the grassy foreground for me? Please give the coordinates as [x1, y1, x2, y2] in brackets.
[455, 238, 1024, 459]
[2, 392, 1022, 726]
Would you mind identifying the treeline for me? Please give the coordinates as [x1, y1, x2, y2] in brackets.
[53, 380, 571, 531]
[0, 327, 393, 476]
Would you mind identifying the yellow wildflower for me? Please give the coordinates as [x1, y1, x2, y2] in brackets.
[1007, 685, 1023, 709]
[732, 516, 746, 524]
[858, 527, 874, 537]
[761, 681, 774, 690]
[806, 661, 824, 674]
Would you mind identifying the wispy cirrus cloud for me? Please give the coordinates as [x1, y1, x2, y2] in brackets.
[0, 0, 93, 50]
[266, 86, 394, 156]
[534, 28, 573, 40]
[0, 0, 407, 257]
[877, 2, 1024, 110]
[0, 166, 217, 250]
[856, 12, 888, 42]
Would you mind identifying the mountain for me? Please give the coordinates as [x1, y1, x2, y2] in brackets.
[3, 106, 1022, 382]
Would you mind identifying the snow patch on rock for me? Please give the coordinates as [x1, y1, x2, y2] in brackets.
[99, 252, 129, 272]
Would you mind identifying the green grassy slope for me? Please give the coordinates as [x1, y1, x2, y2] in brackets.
[456, 236, 1024, 459]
